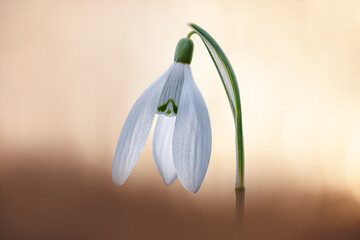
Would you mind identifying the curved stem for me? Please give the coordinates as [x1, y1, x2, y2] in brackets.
[187, 22, 245, 238]
[186, 31, 196, 39]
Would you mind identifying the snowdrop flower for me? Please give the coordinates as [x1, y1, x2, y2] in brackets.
[112, 38, 211, 193]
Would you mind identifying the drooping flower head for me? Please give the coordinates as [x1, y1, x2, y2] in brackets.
[112, 37, 211, 193]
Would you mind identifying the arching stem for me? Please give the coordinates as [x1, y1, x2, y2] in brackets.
[187, 23, 245, 239]
[186, 31, 196, 39]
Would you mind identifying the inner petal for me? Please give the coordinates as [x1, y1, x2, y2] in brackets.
[157, 63, 185, 116]
[153, 115, 178, 185]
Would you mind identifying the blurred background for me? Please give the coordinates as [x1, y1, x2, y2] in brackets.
[1, 0, 360, 239]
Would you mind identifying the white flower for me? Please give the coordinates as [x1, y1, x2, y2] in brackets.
[112, 38, 212, 193]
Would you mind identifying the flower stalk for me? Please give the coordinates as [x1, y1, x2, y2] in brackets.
[187, 23, 245, 237]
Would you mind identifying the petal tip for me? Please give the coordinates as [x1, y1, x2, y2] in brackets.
[112, 176, 124, 186]
[182, 182, 201, 194]
[163, 176, 177, 186]
[112, 170, 128, 186]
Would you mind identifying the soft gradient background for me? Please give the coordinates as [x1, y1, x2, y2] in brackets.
[1, 0, 360, 239]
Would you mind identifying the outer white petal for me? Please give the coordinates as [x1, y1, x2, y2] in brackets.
[172, 65, 212, 193]
[153, 115, 177, 185]
[112, 64, 174, 185]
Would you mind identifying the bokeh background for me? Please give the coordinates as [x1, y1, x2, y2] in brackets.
[1, 0, 360, 239]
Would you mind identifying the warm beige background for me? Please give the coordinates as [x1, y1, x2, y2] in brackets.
[1, 0, 360, 239]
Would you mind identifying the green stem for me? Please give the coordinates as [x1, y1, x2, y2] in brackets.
[187, 22, 245, 238]
[236, 113, 245, 188]
[186, 31, 196, 39]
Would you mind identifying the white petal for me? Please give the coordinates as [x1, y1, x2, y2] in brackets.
[112, 64, 174, 185]
[153, 115, 177, 185]
[157, 62, 185, 116]
[172, 65, 212, 193]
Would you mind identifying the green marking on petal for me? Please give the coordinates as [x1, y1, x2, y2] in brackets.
[157, 99, 178, 114]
